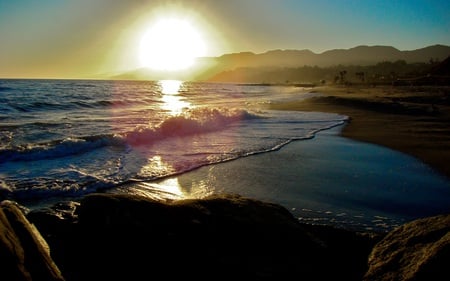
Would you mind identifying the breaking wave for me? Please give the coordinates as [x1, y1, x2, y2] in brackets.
[0, 108, 263, 163]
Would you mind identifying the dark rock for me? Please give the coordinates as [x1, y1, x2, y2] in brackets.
[16, 193, 448, 281]
[28, 193, 376, 281]
[0, 200, 65, 281]
[364, 213, 450, 281]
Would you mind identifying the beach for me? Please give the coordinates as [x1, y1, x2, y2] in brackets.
[153, 126, 450, 231]
[136, 84, 450, 232]
[270, 85, 450, 180]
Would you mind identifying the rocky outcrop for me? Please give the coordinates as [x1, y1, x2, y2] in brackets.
[364, 214, 450, 281]
[2, 193, 449, 281]
[27, 193, 378, 281]
[0, 200, 64, 281]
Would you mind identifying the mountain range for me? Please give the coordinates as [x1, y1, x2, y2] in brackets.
[110, 44, 450, 81]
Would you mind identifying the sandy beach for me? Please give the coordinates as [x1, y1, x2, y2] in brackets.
[270, 85, 450, 180]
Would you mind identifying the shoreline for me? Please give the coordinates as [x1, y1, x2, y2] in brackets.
[269, 84, 450, 180]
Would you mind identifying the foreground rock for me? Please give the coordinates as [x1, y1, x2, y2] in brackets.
[2, 193, 449, 280]
[364, 214, 450, 281]
[0, 200, 64, 281]
[27, 193, 377, 281]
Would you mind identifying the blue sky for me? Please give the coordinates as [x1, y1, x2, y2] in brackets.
[1, 0, 448, 78]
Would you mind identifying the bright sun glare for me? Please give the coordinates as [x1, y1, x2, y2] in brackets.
[139, 18, 206, 71]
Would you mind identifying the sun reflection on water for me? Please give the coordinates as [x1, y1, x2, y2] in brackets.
[160, 79, 182, 94]
[132, 155, 184, 200]
[138, 155, 175, 178]
[151, 177, 184, 198]
[124, 179, 184, 201]
[159, 80, 191, 115]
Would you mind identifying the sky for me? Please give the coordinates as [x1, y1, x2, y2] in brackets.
[1, 0, 449, 78]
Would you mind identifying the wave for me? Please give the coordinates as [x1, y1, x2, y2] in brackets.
[123, 107, 261, 145]
[0, 173, 117, 205]
[0, 136, 125, 163]
[0, 86, 13, 92]
[0, 108, 263, 163]
[5, 98, 155, 113]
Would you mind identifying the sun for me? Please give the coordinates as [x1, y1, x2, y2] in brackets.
[139, 18, 206, 71]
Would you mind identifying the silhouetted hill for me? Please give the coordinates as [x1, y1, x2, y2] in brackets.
[210, 44, 450, 69]
[110, 44, 450, 81]
[319, 45, 402, 65]
[403, 45, 450, 63]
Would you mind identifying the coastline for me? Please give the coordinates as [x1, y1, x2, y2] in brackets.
[115, 83, 450, 232]
[3, 83, 450, 281]
[269, 84, 450, 180]
[146, 125, 450, 232]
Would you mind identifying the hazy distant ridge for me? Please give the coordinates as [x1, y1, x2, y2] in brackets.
[111, 44, 450, 81]
[213, 44, 450, 68]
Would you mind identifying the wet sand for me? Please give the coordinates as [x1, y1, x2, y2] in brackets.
[270, 85, 450, 180]
[142, 125, 450, 232]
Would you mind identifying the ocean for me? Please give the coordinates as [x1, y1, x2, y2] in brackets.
[1, 79, 449, 231]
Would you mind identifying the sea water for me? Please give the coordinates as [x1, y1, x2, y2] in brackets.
[1, 79, 449, 231]
[0, 79, 344, 203]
